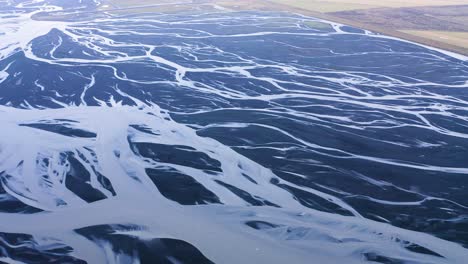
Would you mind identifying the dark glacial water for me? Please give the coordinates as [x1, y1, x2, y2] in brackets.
[0, 0, 467, 263]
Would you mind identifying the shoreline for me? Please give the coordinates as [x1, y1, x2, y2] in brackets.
[258, 0, 468, 58]
[30, 0, 468, 59]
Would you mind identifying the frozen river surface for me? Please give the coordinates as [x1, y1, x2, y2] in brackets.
[0, 1, 468, 263]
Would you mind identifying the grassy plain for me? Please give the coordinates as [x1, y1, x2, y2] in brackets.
[263, 0, 468, 55]
[401, 31, 468, 49]
[269, 0, 468, 11]
[267, 0, 376, 12]
[305, 21, 333, 30]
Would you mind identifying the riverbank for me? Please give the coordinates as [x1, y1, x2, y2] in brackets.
[255, 0, 468, 56]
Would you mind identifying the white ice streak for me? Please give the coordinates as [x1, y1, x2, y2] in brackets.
[0, 62, 12, 84]
[79, 73, 96, 105]
[34, 79, 45, 91]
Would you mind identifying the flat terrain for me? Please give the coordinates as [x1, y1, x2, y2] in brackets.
[270, 0, 468, 10]
[401, 30, 468, 49]
[268, 0, 378, 12]
[263, 0, 468, 55]
[331, 5, 468, 31]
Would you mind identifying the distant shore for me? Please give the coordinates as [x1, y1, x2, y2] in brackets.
[32, 0, 468, 57]
[257, 0, 468, 57]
